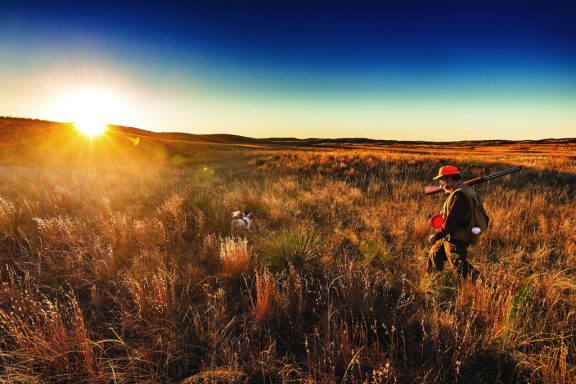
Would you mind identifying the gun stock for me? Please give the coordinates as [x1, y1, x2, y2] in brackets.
[424, 166, 522, 195]
[424, 185, 442, 195]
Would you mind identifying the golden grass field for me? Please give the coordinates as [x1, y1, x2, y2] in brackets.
[0, 118, 575, 383]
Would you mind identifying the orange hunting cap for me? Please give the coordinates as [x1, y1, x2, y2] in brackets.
[433, 165, 460, 180]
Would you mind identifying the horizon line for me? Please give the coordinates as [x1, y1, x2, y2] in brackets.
[1, 115, 574, 144]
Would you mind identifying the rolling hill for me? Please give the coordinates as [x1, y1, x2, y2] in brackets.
[1, 116, 574, 166]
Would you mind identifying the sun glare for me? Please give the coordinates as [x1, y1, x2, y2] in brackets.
[48, 87, 131, 137]
[75, 121, 108, 136]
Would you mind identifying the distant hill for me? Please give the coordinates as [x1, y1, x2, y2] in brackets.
[107, 124, 265, 145]
[1, 117, 574, 165]
[107, 122, 576, 147]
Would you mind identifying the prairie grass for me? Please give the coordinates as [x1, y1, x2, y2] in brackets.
[252, 267, 275, 323]
[0, 135, 574, 382]
[220, 236, 251, 277]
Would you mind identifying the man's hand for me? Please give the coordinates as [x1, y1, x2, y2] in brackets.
[428, 234, 437, 244]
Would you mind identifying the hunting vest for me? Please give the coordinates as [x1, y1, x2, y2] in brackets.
[442, 184, 482, 245]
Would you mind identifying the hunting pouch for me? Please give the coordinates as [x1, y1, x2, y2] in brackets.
[443, 185, 490, 245]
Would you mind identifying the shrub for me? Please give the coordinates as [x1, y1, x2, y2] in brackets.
[258, 228, 319, 272]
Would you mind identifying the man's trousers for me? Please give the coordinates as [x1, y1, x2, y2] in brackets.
[428, 239, 479, 281]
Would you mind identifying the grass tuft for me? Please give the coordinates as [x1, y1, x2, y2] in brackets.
[258, 228, 319, 273]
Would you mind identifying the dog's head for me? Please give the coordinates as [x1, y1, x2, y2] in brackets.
[243, 211, 251, 219]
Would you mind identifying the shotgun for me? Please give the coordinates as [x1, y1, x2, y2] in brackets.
[424, 166, 522, 195]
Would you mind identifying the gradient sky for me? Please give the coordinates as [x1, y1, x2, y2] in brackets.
[1, 0, 575, 140]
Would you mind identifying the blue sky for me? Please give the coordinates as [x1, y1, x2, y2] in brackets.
[1, 0, 575, 140]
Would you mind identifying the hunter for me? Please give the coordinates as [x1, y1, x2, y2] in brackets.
[427, 165, 482, 281]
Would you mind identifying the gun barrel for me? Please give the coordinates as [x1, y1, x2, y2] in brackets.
[424, 166, 522, 195]
[481, 165, 522, 181]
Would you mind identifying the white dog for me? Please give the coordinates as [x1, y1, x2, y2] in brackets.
[231, 211, 252, 233]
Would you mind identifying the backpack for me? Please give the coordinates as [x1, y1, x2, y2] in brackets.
[458, 185, 490, 244]
[468, 193, 489, 244]
[445, 185, 490, 245]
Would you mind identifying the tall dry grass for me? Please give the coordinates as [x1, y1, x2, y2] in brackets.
[0, 140, 574, 383]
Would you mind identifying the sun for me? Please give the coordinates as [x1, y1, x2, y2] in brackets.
[75, 120, 108, 137]
[49, 87, 128, 137]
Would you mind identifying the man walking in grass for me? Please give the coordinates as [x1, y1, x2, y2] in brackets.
[427, 165, 486, 281]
